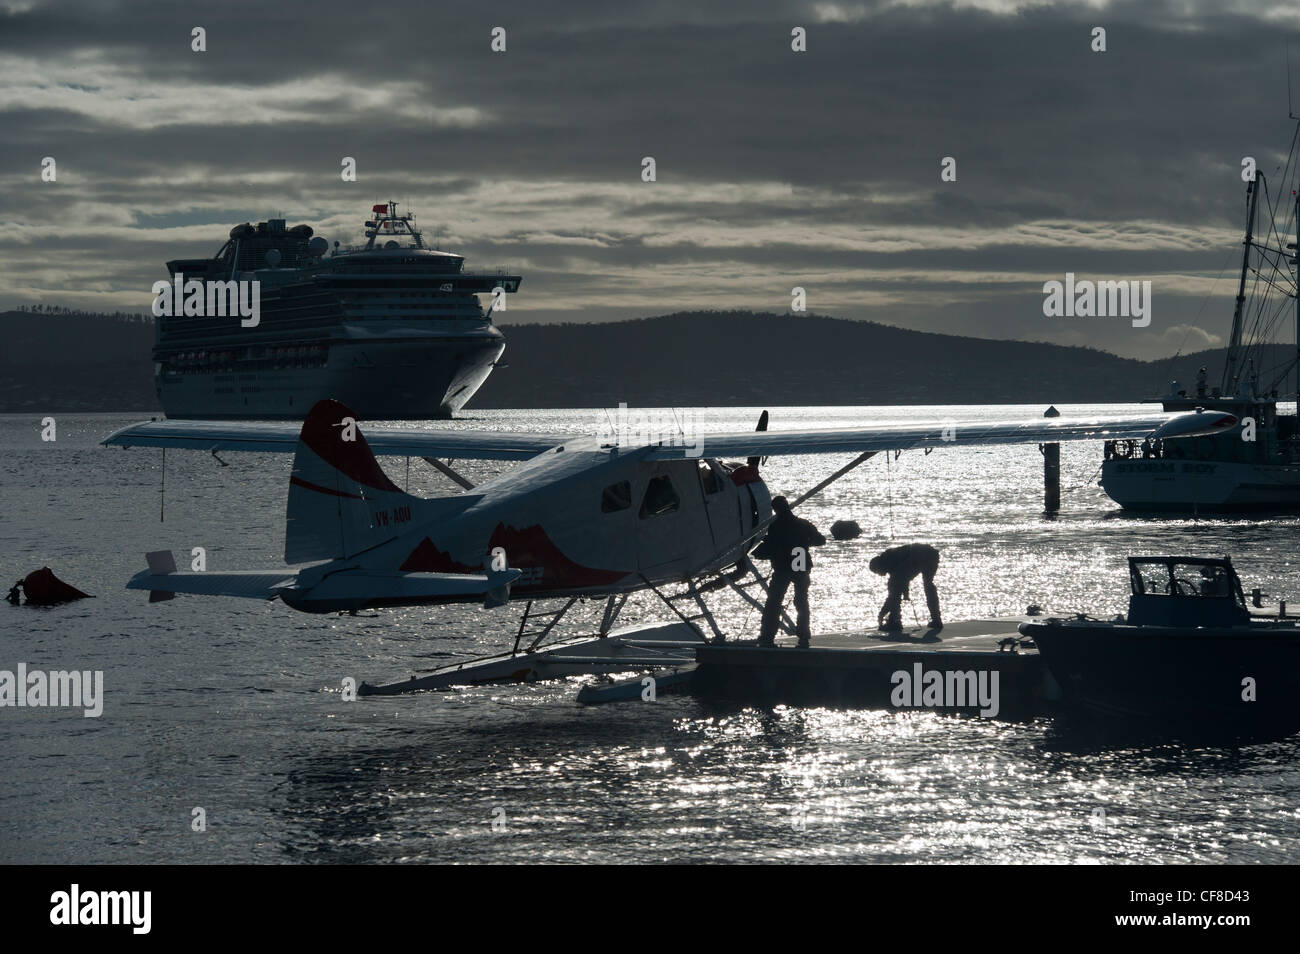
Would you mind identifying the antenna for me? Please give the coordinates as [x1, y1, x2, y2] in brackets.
[1290, 40, 1298, 120]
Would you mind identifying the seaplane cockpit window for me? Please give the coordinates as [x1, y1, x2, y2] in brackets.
[698, 461, 722, 495]
[601, 481, 632, 513]
[639, 475, 680, 518]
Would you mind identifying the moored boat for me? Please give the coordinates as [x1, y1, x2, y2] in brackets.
[1099, 115, 1300, 511]
[1020, 555, 1300, 738]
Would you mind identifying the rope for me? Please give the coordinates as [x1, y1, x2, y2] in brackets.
[885, 453, 895, 539]
[1061, 460, 1104, 496]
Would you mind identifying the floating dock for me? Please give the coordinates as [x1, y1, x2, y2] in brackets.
[689, 616, 1059, 719]
[360, 613, 1061, 720]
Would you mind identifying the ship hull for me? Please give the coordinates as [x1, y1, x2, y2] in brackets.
[1023, 620, 1300, 737]
[1100, 458, 1300, 511]
[157, 333, 504, 420]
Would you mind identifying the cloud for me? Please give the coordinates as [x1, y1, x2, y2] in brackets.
[0, 0, 1296, 361]
[1153, 323, 1224, 352]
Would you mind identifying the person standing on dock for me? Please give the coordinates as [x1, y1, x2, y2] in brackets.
[870, 543, 942, 632]
[753, 496, 825, 648]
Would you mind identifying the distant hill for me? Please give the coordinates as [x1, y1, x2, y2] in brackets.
[0, 311, 156, 411]
[0, 308, 1290, 412]
[476, 312, 1296, 408]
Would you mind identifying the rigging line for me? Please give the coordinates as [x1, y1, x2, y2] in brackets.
[1247, 273, 1297, 306]
[1289, 39, 1296, 120]
[1257, 179, 1297, 298]
[1059, 460, 1104, 496]
[1239, 173, 1299, 376]
[670, 407, 686, 442]
[1158, 244, 1238, 385]
[909, 597, 922, 627]
[885, 452, 895, 540]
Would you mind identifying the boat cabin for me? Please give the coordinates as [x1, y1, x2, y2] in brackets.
[1126, 556, 1250, 627]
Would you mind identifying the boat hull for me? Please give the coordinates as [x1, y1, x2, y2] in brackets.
[157, 334, 504, 420]
[1022, 620, 1300, 737]
[1100, 458, 1300, 511]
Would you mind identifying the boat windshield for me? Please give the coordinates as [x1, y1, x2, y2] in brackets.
[1129, 558, 1244, 604]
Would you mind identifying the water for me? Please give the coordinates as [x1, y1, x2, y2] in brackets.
[2, 406, 1298, 863]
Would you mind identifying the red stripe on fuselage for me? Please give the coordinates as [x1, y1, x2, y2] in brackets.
[399, 523, 628, 588]
[289, 475, 365, 500]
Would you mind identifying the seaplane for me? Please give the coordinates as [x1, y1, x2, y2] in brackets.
[103, 399, 1236, 700]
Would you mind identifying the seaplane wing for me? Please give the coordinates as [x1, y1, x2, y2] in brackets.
[101, 418, 568, 461]
[645, 410, 1237, 460]
[103, 409, 1236, 463]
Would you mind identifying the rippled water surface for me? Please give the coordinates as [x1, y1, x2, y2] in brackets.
[2, 406, 1298, 863]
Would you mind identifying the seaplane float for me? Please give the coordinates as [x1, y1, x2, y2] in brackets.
[103, 400, 1235, 702]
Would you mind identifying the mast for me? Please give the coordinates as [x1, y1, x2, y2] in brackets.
[1295, 188, 1299, 402]
[1226, 174, 1261, 395]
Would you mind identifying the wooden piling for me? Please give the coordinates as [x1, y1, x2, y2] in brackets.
[1043, 405, 1060, 514]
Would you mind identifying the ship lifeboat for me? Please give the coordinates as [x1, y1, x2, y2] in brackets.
[229, 223, 256, 240]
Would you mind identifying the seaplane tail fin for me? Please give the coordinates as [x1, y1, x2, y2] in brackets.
[285, 400, 424, 563]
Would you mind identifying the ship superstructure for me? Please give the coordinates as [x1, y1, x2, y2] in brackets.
[1100, 120, 1300, 510]
[154, 202, 519, 419]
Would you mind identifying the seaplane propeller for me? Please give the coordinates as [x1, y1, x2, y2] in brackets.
[747, 409, 769, 470]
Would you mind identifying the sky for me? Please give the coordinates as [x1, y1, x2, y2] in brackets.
[2, 0, 1300, 359]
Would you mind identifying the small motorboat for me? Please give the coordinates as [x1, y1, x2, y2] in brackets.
[1020, 555, 1300, 738]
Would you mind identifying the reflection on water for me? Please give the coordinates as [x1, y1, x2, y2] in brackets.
[271, 696, 1300, 864]
[2, 407, 1299, 863]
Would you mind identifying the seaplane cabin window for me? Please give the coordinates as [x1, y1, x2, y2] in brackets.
[601, 481, 631, 513]
[698, 461, 722, 495]
[639, 475, 680, 518]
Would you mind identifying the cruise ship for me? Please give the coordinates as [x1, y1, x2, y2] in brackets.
[154, 202, 519, 419]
